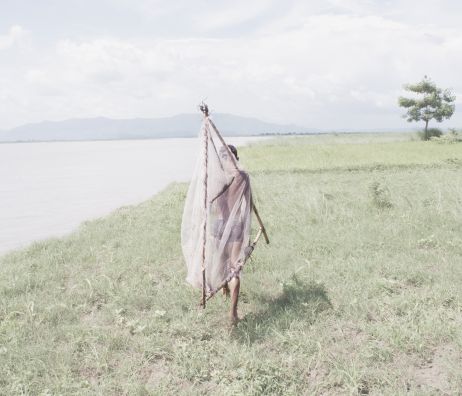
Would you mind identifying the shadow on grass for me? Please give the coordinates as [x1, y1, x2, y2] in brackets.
[232, 275, 332, 344]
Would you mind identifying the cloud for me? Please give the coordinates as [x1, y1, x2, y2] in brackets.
[0, 25, 27, 50]
[0, 2, 461, 130]
[190, 0, 276, 32]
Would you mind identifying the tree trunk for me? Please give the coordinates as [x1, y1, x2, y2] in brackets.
[424, 120, 429, 140]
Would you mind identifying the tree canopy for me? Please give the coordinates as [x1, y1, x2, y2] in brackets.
[398, 76, 456, 140]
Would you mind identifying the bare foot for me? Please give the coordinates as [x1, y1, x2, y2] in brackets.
[230, 314, 239, 326]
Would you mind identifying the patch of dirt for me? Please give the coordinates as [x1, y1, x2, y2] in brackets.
[330, 321, 367, 347]
[80, 309, 106, 327]
[357, 379, 370, 394]
[141, 361, 169, 389]
[78, 366, 102, 386]
[410, 344, 461, 394]
[307, 366, 329, 382]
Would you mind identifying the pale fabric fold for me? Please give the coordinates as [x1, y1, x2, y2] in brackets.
[181, 118, 252, 293]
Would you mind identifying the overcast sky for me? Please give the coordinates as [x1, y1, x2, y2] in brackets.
[0, 0, 461, 130]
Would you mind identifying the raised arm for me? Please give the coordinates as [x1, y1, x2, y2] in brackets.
[209, 177, 235, 204]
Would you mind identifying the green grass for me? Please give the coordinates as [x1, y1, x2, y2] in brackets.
[241, 135, 462, 172]
[1, 134, 462, 395]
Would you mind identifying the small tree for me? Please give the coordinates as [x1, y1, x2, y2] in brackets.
[398, 76, 456, 140]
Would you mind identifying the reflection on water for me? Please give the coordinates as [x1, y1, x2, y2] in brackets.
[0, 137, 264, 254]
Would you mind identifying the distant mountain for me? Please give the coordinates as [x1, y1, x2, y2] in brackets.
[0, 113, 314, 142]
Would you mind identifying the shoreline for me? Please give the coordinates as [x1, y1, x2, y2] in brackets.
[0, 136, 267, 256]
[0, 130, 419, 145]
[0, 181, 185, 258]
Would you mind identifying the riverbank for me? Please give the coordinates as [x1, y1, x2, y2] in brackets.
[0, 136, 264, 254]
[1, 134, 462, 394]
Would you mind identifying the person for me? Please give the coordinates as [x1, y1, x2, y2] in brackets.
[210, 144, 251, 323]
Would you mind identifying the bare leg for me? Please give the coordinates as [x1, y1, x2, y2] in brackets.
[229, 276, 240, 324]
[228, 241, 243, 324]
[222, 282, 230, 298]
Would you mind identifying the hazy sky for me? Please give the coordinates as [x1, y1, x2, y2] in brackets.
[0, 0, 461, 130]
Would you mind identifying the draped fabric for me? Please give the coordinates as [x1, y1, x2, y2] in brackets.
[181, 118, 252, 294]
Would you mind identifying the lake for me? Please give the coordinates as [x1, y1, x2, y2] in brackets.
[0, 137, 265, 254]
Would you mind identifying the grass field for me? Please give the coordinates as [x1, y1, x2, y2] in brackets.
[1, 133, 462, 395]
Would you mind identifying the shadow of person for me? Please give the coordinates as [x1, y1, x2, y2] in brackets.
[231, 275, 332, 344]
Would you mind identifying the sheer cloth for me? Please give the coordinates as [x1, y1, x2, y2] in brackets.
[181, 118, 252, 294]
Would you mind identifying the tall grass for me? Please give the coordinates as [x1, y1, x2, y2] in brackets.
[1, 134, 462, 394]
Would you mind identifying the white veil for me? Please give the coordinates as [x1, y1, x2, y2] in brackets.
[181, 117, 252, 296]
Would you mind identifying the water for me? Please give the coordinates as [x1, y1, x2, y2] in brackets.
[0, 137, 264, 254]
